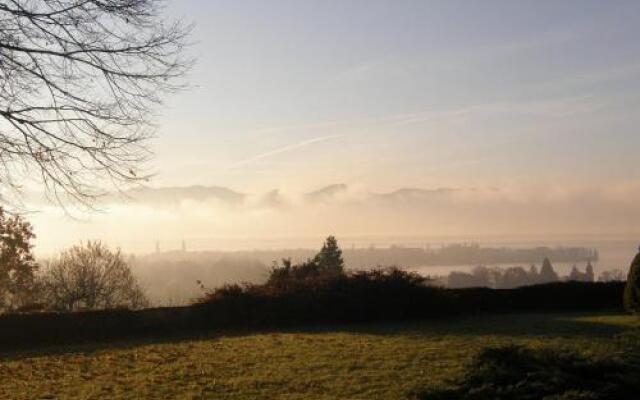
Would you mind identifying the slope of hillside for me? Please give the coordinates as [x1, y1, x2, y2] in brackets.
[0, 312, 637, 400]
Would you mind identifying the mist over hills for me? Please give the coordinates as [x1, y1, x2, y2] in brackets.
[105, 183, 462, 208]
[377, 187, 457, 201]
[304, 184, 349, 203]
[117, 185, 247, 207]
[25, 180, 640, 257]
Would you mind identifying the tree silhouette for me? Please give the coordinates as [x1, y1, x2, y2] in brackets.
[568, 265, 581, 281]
[267, 236, 346, 286]
[598, 269, 625, 282]
[313, 236, 345, 276]
[40, 241, 147, 310]
[624, 247, 640, 313]
[585, 261, 595, 282]
[539, 258, 559, 283]
[528, 264, 540, 284]
[0, 1, 192, 207]
[497, 266, 529, 289]
[0, 208, 37, 310]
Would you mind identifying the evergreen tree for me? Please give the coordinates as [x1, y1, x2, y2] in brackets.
[528, 264, 540, 284]
[568, 265, 581, 281]
[624, 248, 640, 313]
[314, 236, 345, 276]
[585, 261, 595, 282]
[539, 258, 559, 283]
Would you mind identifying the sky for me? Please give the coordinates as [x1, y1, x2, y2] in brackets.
[26, 1, 640, 255]
[153, 0, 640, 192]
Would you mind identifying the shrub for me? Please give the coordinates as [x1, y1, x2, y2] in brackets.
[267, 236, 346, 288]
[196, 267, 450, 327]
[410, 345, 640, 400]
[267, 258, 323, 288]
[0, 279, 626, 350]
[450, 281, 624, 313]
[195, 274, 625, 329]
[39, 241, 148, 311]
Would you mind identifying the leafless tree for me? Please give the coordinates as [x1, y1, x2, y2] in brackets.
[0, 0, 192, 207]
[39, 241, 148, 310]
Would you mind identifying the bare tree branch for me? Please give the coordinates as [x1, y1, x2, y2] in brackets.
[0, 0, 193, 209]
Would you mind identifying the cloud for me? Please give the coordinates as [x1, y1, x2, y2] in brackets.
[226, 134, 344, 170]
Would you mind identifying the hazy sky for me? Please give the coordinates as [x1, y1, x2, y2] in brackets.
[26, 1, 640, 255]
[153, 0, 640, 193]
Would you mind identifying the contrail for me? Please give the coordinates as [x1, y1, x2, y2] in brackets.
[227, 134, 343, 169]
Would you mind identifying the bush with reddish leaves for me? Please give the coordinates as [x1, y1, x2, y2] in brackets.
[195, 267, 451, 327]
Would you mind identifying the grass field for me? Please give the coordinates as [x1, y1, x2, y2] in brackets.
[1, 312, 638, 400]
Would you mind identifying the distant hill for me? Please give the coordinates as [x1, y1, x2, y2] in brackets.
[304, 184, 348, 202]
[117, 185, 246, 206]
[93, 183, 464, 208]
[376, 187, 456, 201]
[260, 189, 287, 208]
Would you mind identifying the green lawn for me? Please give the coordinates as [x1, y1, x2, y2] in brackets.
[1, 312, 638, 400]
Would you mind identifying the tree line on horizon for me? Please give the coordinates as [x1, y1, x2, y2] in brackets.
[443, 259, 604, 289]
[342, 243, 598, 270]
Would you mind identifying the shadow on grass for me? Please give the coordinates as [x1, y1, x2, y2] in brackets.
[409, 344, 640, 400]
[324, 311, 638, 338]
[1, 311, 636, 362]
